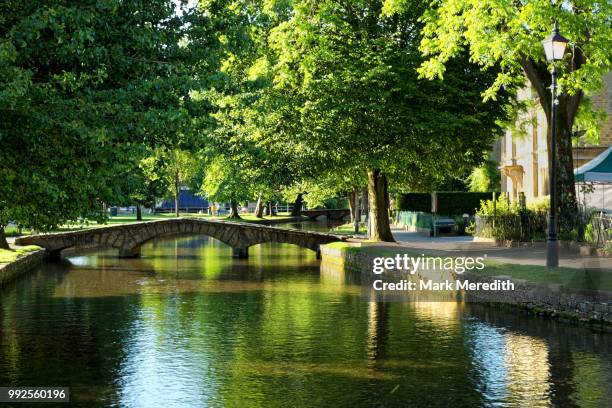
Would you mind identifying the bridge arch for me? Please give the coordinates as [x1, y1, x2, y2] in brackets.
[115, 221, 241, 258]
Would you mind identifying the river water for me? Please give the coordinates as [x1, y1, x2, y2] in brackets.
[0, 222, 610, 407]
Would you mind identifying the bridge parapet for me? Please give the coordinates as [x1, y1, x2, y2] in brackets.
[14, 218, 348, 259]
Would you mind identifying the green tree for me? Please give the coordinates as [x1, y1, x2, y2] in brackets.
[0, 0, 222, 246]
[200, 155, 255, 219]
[130, 154, 171, 219]
[390, 0, 612, 229]
[468, 160, 501, 192]
[192, 0, 300, 219]
[265, 0, 512, 241]
[147, 149, 198, 217]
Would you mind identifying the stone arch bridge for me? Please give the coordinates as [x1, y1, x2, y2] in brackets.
[301, 209, 351, 221]
[15, 218, 349, 259]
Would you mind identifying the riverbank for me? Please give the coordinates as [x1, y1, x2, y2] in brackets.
[320, 242, 612, 330]
[0, 247, 45, 288]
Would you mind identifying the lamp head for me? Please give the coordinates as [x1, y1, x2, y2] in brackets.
[542, 21, 569, 62]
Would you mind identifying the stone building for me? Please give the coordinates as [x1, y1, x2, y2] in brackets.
[498, 72, 612, 210]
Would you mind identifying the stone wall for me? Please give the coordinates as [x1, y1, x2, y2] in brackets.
[0, 250, 45, 288]
[457, 270, 612, 327]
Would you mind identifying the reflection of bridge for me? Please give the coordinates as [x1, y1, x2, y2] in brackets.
[302, 209, 350, 221]
[15, 218, 349, 259]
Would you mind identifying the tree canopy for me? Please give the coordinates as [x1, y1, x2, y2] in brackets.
[0, 0, 549, 245]
[254, 0, 513, 239]
[0, 0, 223, 233]
[389, 0, 612, 229]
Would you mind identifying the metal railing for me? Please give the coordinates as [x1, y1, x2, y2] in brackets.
[154, 204, 303, 215]
[586, 212, 612, 247]
[245, 204, 296, 214]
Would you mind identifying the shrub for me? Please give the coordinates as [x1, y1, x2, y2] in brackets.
[526, 197, 549, 213]
[474, 195, 547, 241]
[476, 195, 519, 216]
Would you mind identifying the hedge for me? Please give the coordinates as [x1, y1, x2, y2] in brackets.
[395, 193, 431, 213]
[396, 192, 494, 215]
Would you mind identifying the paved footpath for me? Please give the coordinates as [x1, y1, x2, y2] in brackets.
[389, 228, 611, 270]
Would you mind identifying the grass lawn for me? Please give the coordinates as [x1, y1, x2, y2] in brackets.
[0, 246, 41, 264]
[330, 222, 367, 235]
[477, 261, 612, 292]
[325, 243, 612, 291]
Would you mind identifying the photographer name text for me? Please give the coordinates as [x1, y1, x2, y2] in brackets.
[372, 279, 514, 291]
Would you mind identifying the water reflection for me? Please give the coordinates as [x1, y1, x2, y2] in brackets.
[0, 234, 610, 407]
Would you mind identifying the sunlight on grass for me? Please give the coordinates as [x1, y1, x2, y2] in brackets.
[478, 261, 612, 291]
[331, 222, 367, 235]
[0, 246, 41, 263]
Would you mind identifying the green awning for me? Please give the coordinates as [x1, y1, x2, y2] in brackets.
[574, 146, 612, 183]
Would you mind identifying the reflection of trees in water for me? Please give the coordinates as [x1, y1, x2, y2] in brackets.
[467, 304, 612, 407]
[549, 340, 578, 408]
[0, 261, 140, 403]
[366, 301, 390, 363]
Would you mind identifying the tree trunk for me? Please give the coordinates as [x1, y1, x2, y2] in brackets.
[367, 169, 395, 242]
[254, 193, 264, 218]
[228, 199, 241, 219]
[136, 205, 142, 221]
[553, 105, 579, 231]
[174, 172, 180, 218]
[354, 190, 360, 234]
[521, 56, 580, 232]
[290, 193, 304, 216]
[362, 188, 369, 221]
[348, 190, 356, 223]
[266, 201, 277, 216]
[0, 227, 9, 249]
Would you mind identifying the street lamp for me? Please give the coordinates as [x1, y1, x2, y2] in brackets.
[542, 21, 569, 268]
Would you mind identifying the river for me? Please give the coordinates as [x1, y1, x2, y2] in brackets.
[0, 221, 610, 407]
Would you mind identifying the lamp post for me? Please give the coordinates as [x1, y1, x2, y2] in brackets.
[542, 21, 569, 268]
